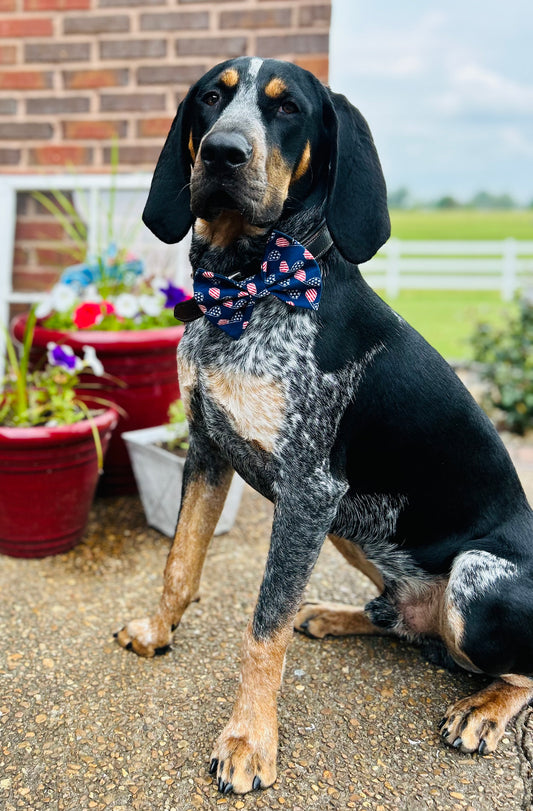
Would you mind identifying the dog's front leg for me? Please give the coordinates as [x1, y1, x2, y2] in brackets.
[210, 476, 344, 794]
[115, 427, 233, 657]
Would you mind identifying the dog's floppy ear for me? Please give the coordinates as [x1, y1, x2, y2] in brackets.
[324, 90, 390, 265]
[142, 90, 195, 244]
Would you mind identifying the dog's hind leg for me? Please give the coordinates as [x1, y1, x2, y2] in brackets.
[295, 534, 387, 638]
[439, 679, 533, 754]
[115, 426, 233, 658]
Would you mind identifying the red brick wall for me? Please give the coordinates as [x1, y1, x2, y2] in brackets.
[0, 0, 331, 173]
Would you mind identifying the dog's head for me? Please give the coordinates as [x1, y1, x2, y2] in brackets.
[143, 57, 390, 264]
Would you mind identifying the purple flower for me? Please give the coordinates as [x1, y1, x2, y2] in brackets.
[46, 342, 78, 372]
[158, 281, 190, 309]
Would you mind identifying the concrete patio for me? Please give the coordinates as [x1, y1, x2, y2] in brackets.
[1, 440, 533, 811]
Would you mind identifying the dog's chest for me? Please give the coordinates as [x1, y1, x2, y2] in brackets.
[177, 300, 314, 456]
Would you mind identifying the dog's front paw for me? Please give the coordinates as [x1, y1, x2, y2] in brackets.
[114, 617, 174, 658]
[209, 728, 277, 795]
[439, 695, 506, 755]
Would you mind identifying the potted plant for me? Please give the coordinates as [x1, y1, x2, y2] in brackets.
[122, 400, 244, 538]
[12, 175, 190, 496]
[1, 310, 118, 558]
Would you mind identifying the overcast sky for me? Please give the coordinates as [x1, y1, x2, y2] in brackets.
[329, 1, 533, 204]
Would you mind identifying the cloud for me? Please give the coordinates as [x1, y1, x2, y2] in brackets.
[435, 64, 533, 117]
[331, 10, 446, 81]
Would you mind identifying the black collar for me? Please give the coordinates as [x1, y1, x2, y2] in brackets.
[174, 221, 333, 324]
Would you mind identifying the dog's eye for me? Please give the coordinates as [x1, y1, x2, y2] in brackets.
[202, 92, 220, 107]
[279, 100, 299, 115]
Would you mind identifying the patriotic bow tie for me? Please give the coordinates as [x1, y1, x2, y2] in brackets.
[192, 230, 322, 339]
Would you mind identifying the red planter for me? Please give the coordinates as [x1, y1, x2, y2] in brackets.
[12, 316, 184, 496]
[0, 408, 118, 558]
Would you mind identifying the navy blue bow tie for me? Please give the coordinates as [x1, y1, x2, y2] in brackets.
[191, 230, 322, 339]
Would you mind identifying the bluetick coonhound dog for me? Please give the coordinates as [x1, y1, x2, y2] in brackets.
[116, 57, 533, 794]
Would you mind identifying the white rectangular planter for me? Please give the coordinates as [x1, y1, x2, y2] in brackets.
[123, 423, 244, 537]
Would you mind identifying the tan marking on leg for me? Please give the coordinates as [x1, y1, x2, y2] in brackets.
[116, 470, 233, 658]
[220, 67, 239, 88]
[501, 674, 533, 688]
[211, 620, 292, 794]
[264, 77, 287, 98]
[291, 140, 311, 183]
[204, 368, 284, 453]
[195, 213, 266, 249]
[440, 679, 533, 754]
[329, 534, 384, 590]
[294, 600, 389, 639]
[176, 352, 197, 420]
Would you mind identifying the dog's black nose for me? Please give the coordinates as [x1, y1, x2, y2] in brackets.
[201, 131, 252, 175]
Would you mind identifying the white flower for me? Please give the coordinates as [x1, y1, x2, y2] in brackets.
[150, 276, 168, 293]
[114, 293, 139, 319]
[84, 284, 101, 302]
[35, 296, 53, 319]
[50, 283, 77, 313]
[139, 292, 165, 317]
[81, 345, 104, 377]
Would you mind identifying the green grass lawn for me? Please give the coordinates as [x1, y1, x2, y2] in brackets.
[373, 209, 529, 359]
[390, 209, 533, 240]
[378, 290, 513, 361]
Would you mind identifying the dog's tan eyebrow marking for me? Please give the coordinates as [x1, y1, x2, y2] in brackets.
[220, 67, 240, 87]
[292, 140, 311, 182]
[264, 77, 287, 98]
[188, 129, 195, 162]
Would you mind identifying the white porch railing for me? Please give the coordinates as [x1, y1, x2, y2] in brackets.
[360, 237, 533, 300]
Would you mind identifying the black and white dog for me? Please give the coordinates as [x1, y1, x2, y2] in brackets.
[116, 57, 533, 795]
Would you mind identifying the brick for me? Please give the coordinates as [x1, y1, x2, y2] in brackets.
[0, 45, 17, 65]
[101, 93, 165, 112]
[137, 116, 173, 138]
[175, 37, 247, 58]
[220, 9, 291, 29]
[0, 98, 16, 114]
[25, 42, 91, 63]
[0, 147, 21, 165]
[16, 220, 68, 240]
[29, 144, 93, 166]
[26, 96, 90, 114]
[36, 247, 80, 267]
[299, 5, 331, 27]
[0, 122, 53, 139]
[140, 11, 208, 31]
[0, 70, 53, 89]
[63, 15, 130, 35]
[63, 119, 127, 139]
[103, 143, 160, 165]
[63, 68, 129, 89]
[99, 0, 165, 5]
[0, 0, 16, 10]
[25, 0, 90, 8]
[99, 39, 166, 60]
[0, 18, 53, 37]
[294, 55, 329, 82]
[257, 34, 329, 57]
[179, 0, 243, 3]
[137, 64, 205, 86]
[13, 269, 63, 293]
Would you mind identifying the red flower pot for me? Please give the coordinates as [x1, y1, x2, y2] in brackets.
[12, 315, 184, 496]
[0, 408, 118, 558]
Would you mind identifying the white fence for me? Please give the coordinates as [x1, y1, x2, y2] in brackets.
[360, 237, 533, 300]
